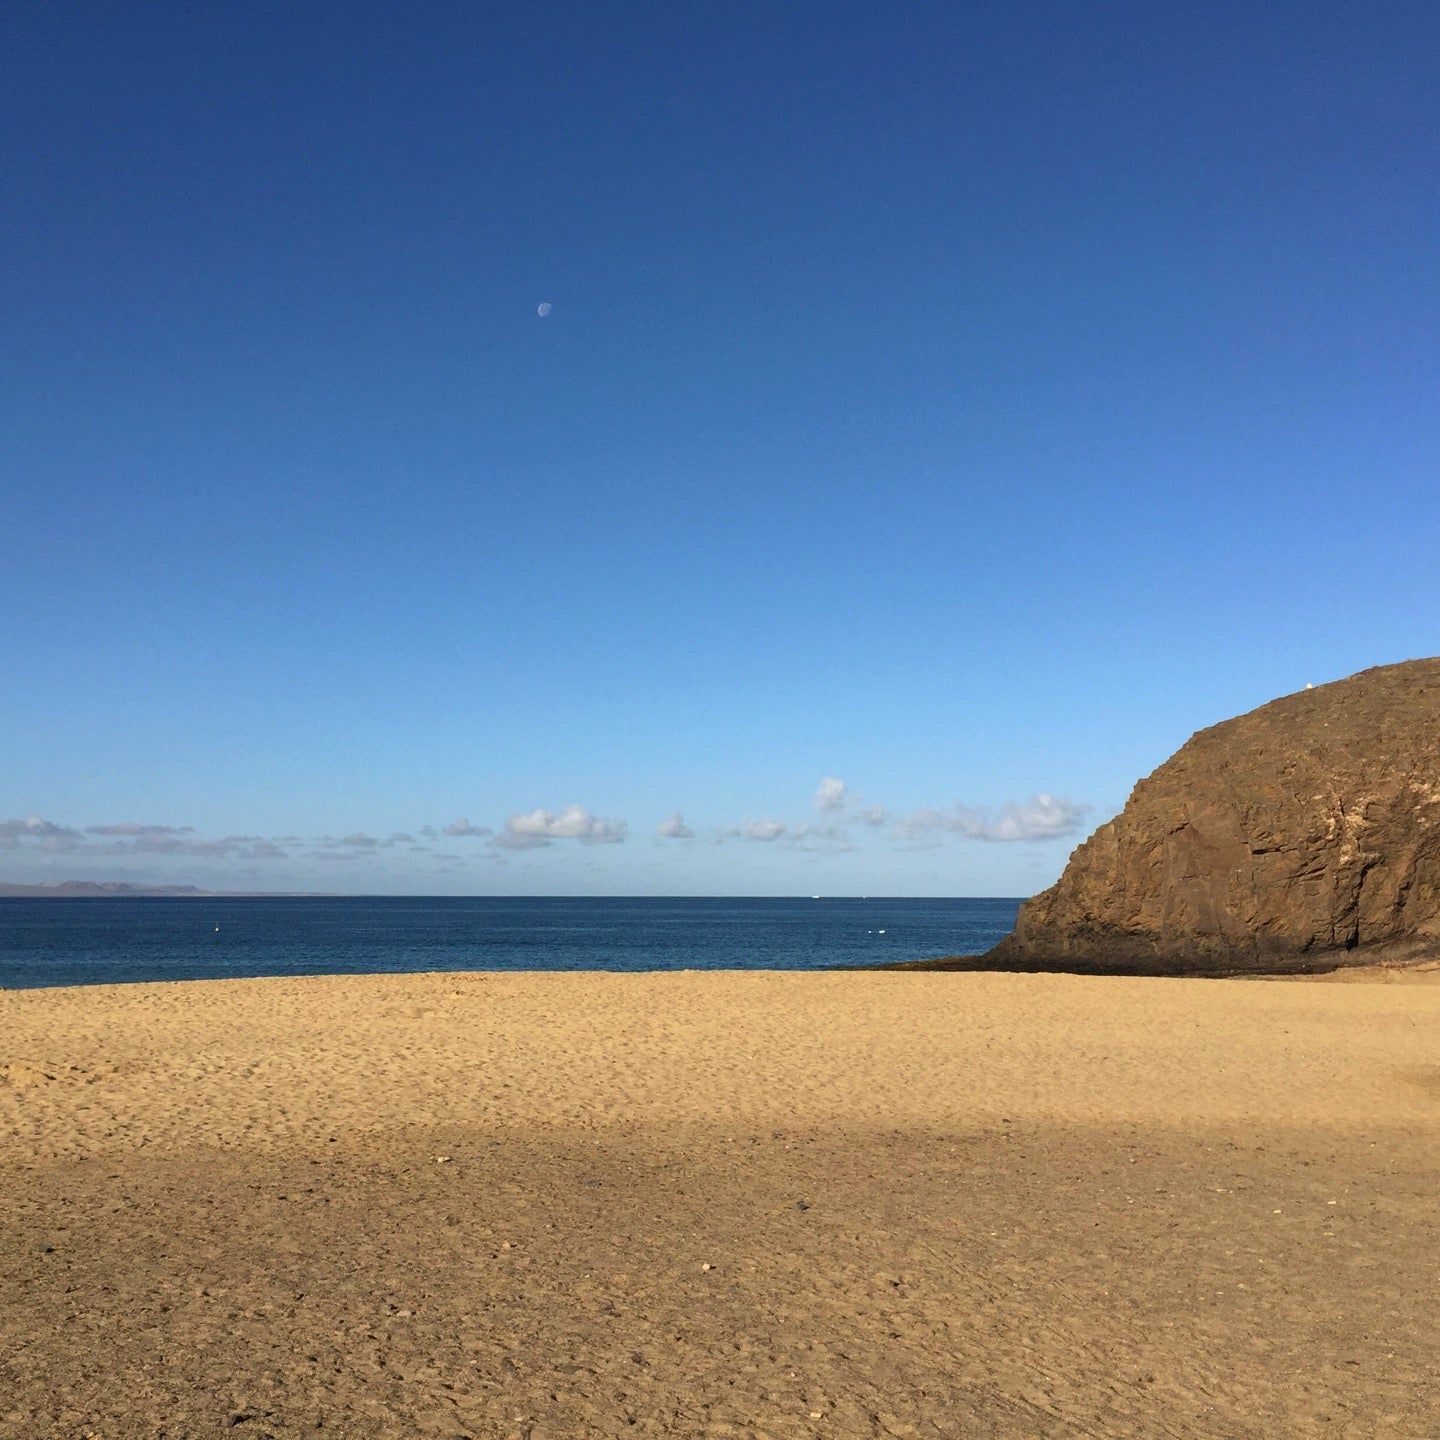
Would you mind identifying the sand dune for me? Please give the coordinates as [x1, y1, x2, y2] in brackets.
[3, 970, 1438, 1437]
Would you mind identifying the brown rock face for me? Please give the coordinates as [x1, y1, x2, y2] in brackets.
[990, 659, 1440, 974]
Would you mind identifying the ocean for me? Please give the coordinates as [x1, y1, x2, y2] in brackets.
[0, 895, 1020, 989]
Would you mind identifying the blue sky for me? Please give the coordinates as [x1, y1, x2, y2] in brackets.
[3, 2, 1436, 895]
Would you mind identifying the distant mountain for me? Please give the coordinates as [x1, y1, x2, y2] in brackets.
[0, 881, 216, 897]
[0, 881, 323, 898]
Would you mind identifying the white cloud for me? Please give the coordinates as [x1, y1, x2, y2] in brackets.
[132, 834, 288, 859]
[656, 813, 695, 840]
[493, 805, 627, 850]
[814, 778, 886, 829]
[86, 823, 196, 838]
[890, 807, 946, 843]
[0, 815, 84, 852]
[714, 815, 855, 851]
[892, 794, 1090, 844]
[0, 815, 81, 842]
[2, 815, 290, 862]
[443, 818, 492, 838]
[785, 821, 853, 853]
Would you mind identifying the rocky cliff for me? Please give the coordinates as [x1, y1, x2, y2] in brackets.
[988, 659, 1440, 974]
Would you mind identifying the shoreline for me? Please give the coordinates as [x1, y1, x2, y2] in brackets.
[7, 950, 1440, 996]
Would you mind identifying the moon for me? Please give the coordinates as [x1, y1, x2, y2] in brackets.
[536, 302, 552, 317]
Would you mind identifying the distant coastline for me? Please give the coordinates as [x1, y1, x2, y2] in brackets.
[0, 881, 312, 899]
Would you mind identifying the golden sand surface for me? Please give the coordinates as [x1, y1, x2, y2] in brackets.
[3, 969, 1438, 1438]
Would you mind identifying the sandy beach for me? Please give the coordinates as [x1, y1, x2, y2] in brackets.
[3, 969, 1437, 1438]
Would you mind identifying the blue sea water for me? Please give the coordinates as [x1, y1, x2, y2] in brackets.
[0, 896, 1020, 989]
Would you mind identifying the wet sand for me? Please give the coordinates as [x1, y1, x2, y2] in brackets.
[3, 969, 1438, 1437]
